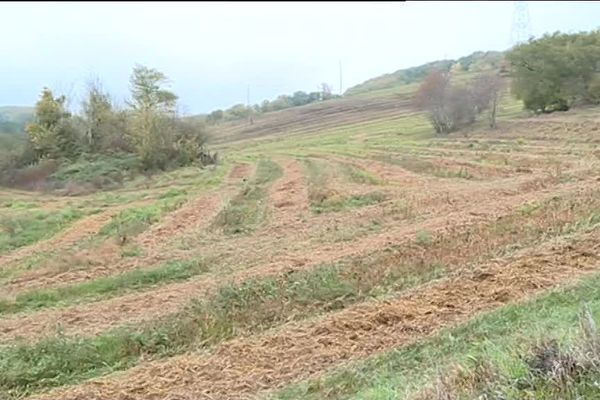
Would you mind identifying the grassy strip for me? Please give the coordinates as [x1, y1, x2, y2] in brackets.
[312, 192, 388, 214]
[0, 164, 229, 282]
[212, 158, 282, 234]
[268, 263, 600, 400]
[98, 195, 188, 239]
[0, 208, 88, 254]
[0, 260, 444, 398]
[1, 192, 599, 397]
[303, 157, 331, 204]
[0, 200, 39, 210]
[0, 259, 208, 315]
[337, 162, 381, 185]
[97, 162, 233, 239]
[304, 158, 386, 214]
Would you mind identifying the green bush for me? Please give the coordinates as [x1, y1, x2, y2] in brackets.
[50, 153, 138, 189]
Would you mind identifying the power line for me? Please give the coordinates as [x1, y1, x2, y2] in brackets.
[510, 1, 532, 47]
[339, 60, 343, 95]
[246, 84, 254, 125]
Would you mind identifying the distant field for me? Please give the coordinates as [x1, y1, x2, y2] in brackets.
[1, 75, 600, 400]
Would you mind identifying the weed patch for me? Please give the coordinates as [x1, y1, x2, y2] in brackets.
[212, 159, 282, 234]
[0, 208, 86, 254]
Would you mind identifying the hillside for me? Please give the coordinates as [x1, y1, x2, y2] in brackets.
[0, 106, 34, 119]
[208, 51, 507, 147]
[345, 51, 504, 96]
[1, 44, 600, 400]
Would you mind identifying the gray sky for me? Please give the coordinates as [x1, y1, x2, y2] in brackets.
[1, 1, 599, 114]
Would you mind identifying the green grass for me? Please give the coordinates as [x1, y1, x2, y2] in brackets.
[414, 230, 433, 247]
[0, 200, 39, 210]
[221, 112, 432, 161]
[316, 219, 384, 244]
[0, 208, 87, 254]
[0, 259, 208, 315]
[50, 153, 139, 189]
[419, 307, 600, 399]
[107, 161, 228, 199]
[212, 159, 282, 234]
[303, 158, 387, 214]
[311, 191, 388, 214]
[158, 188, 188, 199]
[148, 163, 228, 189]
[304, 157, 329, 188]
[268, 264, 600, 400]
[0, 330, 144, 398]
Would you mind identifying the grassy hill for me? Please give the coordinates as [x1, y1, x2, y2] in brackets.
[207, 50, 509, 146]
[0, 106, 34, 124]
[345, 50, 504, 96]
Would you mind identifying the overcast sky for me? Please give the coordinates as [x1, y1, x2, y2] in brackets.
[1, 1, 599, 114]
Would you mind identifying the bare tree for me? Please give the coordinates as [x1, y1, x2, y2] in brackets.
[415, 70, 504, 134]
[414, 70, 456, 134]
[447, 85, 477, 128]
[472, 72, 504, 129]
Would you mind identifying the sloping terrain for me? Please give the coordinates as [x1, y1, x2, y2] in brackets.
[0, 74, 599, 400]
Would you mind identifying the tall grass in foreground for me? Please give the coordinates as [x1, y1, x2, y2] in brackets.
[417, 306, 600, 400]
[269, 276, 600, 400]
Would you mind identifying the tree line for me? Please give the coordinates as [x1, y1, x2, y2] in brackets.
[205, 83, 339, 125]
[508, 30, 600, 113]
[1, 65, 216, 187]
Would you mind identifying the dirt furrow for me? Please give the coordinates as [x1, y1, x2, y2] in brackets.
[0, 179, 587, 343]
[264, 158, 309, 232]
[133, 164, 255, 251]
[30, 226, 600, 400]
